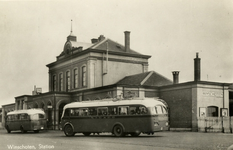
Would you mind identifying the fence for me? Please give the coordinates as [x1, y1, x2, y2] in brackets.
[198, 117, 233, 133]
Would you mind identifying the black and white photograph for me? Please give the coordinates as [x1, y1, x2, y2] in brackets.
[0, 0, 233, 150]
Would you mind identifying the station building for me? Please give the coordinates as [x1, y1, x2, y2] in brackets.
[1, 31, 233, 132]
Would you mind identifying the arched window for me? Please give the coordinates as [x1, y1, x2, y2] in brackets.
[52, 75, 56, 91]
[59, 73, 63, 91]
[207, 106, 218, 117]
[82, 66, 86, 87]
[74, 69, 78, 88]
[66, 71, 70, 91]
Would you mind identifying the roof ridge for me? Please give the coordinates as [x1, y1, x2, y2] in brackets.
[140, 71, 154, 85]
[90, 38, 109, 49]
[152, 71, 172, 82]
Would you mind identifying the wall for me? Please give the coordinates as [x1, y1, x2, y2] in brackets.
[160, 86, 193, 129]
[1, 104, 15, 129]
[196, 84, 229, 117]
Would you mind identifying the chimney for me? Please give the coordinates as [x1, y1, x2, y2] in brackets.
[91, 38, 98, 44]
[194, 52, 201, 81]
[98, 35, 105, 41]
[172, 71, 180, 84]
[124, 31, 130, 52]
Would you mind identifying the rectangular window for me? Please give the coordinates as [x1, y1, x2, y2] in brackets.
[74, 69, 78, 88]
[59, 73, 63, 91]
[129, 106, 147, 115]
[118, 106, 129, 115]
[207, 106, 218, 117]
[97, 107, 108, 116]
[82, 66, 86, 87]
[20, 114, 29, 120]
[70, 108, 89, 116]
[66, 71, 70, 91]
[108, 107, 118, 115]
[89, 107, 97, 116]
[53, 75, 56, 91]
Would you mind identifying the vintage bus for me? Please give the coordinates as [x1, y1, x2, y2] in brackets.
[5, 109, 46, 133]
[60, 98, 169, 137]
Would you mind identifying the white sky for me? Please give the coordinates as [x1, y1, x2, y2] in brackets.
[0, 0, 233, 107]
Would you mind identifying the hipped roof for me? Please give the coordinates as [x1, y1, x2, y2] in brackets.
[116, 71, 173, 87]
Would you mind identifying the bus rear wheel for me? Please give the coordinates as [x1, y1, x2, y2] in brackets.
[34, 130, 39, 133]
[20, 126, 27, 133]
[83, 132, 91, 136]
[130, 132, 141, 137]
[113, 125, 125, 137]
[64, 125, 75, 137]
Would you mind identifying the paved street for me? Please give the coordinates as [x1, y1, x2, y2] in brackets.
[0, 129, 233, 150]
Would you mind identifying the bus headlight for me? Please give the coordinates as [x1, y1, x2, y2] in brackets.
[154, 122, 159, 127]
[165, 122, 169, 126]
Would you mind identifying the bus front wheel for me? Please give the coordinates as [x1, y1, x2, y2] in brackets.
[6, 126, 11, 133]
[113, 125, 125, 137]
[64, 125, 75, 137]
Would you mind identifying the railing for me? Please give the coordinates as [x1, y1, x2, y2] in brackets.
[198, 117, 233, 133]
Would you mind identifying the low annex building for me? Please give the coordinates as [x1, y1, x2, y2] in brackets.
[1, 30, 233, 132]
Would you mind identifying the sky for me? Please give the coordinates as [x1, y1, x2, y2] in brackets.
[0, 0, 233, 107]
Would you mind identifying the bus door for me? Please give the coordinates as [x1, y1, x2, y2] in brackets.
[96, 107, 108, 132]
[6, 115, 13, 130]
[11, 114, 20, 130]
[69, 108, 86, 131]
[19, 113, 30, 130]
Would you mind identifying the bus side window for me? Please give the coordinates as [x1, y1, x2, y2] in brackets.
[98, 107, 107, 116]
[15, 114, 20, 120]
[20, 114, 24, 120]
[89, 107, 97, 116]
[140, 106, 147, 114]
[119, 106, 128, 115]
[82, 108, 88, 116]
[108, 107, 117, 115]
[129, 106, 137, 115]
[6, 115, 11, 121]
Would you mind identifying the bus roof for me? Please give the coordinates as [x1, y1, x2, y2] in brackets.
[64, 98, 166, 109]
[7, 109, 45, 115]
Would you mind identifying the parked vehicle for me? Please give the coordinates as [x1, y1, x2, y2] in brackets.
[5, 109, 46, 133]
[60, 98, 169, 137]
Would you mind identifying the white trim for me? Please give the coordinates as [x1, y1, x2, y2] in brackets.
[140, 71, 153, 85]
[91, 38, 108, 49]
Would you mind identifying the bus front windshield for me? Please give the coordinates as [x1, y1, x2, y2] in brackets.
[30, 113, 45, 120]
[151, 105, 168, 115]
